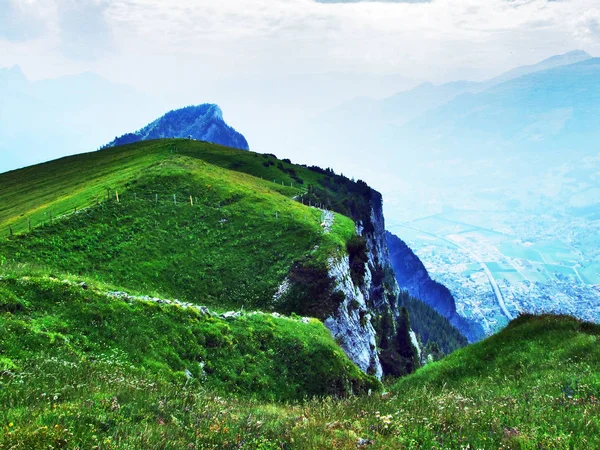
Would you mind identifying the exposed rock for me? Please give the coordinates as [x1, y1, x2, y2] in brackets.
[273, 278, 291, 302]
[325, 254, 383, 378]
[197, 306, 211, 316]
[324, 191, 405, 379]
[221, 311, 241, 320]
[409, 330, 422, 360]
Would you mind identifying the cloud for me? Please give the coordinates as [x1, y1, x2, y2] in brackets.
[314, 0, 430, 3]
[0, 0, 52, 41]
[57, 0, 113, 60]
[3, 0, 600, 85]
[574, 8, 600, 43]
[0, 0, 113, 60]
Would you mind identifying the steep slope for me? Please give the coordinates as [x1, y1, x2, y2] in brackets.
[0, 274, 378, 402]
[104, 105, 249, 150]
[387, 231, 484, 343]
[2, 313, 598, 448]
[0, 139, 407, 380]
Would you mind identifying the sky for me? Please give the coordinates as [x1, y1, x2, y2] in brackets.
[2, 0, 600, 173]
[3, 0, 600, 85]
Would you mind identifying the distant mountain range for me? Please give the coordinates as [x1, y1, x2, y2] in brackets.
[317, 50, 591, 133]
[0, 65, 166, 174]
[104, 105, 249, 151]
[305, 50, 595, 176]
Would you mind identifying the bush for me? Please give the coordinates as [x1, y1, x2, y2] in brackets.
[346, 235, 368, 286]
[276, 259, 345, 319]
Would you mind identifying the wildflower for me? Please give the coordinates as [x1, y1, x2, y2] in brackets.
[8, 422, 13, 427]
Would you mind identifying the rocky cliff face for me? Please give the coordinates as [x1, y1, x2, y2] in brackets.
[386, 231, 484, 342]
[324, 191, 406, 379]
[104, 104, 249, 151]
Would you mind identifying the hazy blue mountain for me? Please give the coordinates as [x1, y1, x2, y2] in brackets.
[0, 65, 166, 174]
[394, 57, 600, 184]
[318, 50, 591, 131]
[483, 50, 592, 87]
[105, 105, 249, 150]
[386, 231, 484, 342]
[298, 51, 593, 177]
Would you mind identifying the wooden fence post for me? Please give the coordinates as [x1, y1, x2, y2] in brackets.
[173, 194, 177, 206]
[116, 191, 120, 203]
[190, 195, 193, 206]
[9, 226, 13, 237]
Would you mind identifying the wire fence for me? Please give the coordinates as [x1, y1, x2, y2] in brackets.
[2, 187, 333, 240]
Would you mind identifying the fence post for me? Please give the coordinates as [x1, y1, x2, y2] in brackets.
[173, 194, 177, 206]
[9, 226, 13, 237]
[155, 194, 158, 205]
[190, 195, 193, 206]
[116, 191, 120, 203]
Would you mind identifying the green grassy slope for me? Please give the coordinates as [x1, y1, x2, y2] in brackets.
[0, 274, 378, 404]
[2, 313, 598, 449]
[0, 139, 380, 408]
[0, 141, 356, 312]
[0, 139, 368, 237]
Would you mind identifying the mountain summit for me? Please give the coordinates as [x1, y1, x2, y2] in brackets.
[105, 104, 249, 150]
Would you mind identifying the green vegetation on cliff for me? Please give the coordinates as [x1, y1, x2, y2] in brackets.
[0, 139, 379, 410]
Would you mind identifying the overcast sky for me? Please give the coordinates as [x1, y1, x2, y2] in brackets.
[2, 0, 600, 85]
[2, 0, 600, 174]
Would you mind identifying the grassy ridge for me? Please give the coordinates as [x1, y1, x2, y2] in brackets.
[0, 139, 356, 237]
[0, 152, 355, 311]
[0, 274, 378, 403]
[2, 313, 598, 448]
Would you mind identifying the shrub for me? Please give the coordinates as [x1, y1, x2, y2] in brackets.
[346, 235, 368, 286]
